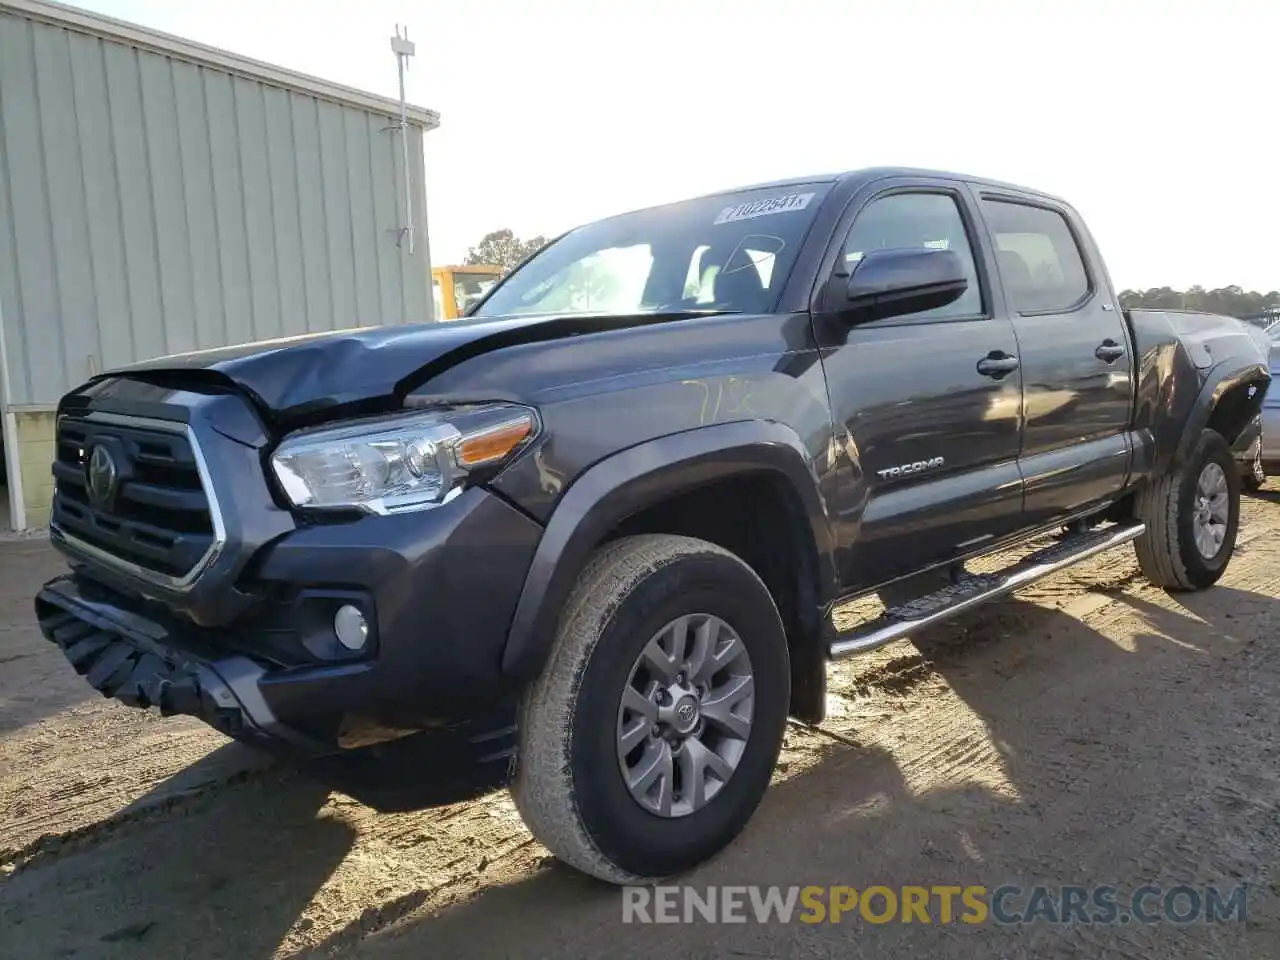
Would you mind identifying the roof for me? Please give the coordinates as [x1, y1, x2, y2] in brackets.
[0, 0, 440, 129]
[646, 167, 1067, 214]
[702, 167, 1063, 204]
[840, 166, 1071, 204]
[594, 166, 1067, 227]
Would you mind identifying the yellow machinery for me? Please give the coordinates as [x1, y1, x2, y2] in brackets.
[432, 264, 502, 320]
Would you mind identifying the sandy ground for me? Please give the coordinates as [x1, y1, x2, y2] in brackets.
[2, 494, 1280, 959]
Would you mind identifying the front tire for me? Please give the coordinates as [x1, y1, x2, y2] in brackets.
[1134, 429, 1240, 590]
[512, 534, 789, 884]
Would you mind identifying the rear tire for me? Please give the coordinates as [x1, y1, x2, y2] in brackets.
[1134, 429, 1240, 591]
[512, 534, 789, 884]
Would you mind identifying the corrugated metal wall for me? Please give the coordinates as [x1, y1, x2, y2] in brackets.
[0, 10, 432, 408]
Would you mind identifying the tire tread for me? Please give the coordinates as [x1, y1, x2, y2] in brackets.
[1134, 429, 1236, 591]
[512, 534, 752, 884]
[1134, 466, 1193, 589]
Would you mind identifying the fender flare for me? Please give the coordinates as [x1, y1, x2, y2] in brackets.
[1169, 358, 1270, 472]
[499, 420, 838, 682]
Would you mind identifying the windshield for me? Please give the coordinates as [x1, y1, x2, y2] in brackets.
[472, 184, 832, 318]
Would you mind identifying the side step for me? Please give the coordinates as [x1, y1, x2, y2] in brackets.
[828, 521, 1146, 660]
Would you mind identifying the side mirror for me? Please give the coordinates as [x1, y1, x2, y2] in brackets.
[841, 247, 968, 323]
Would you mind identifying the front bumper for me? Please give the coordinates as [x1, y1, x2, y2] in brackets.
[36, 572, 525, 807]
[44, 475, 545, 713]
[40, 378, 549, 804]
[37, 574, 316, 749]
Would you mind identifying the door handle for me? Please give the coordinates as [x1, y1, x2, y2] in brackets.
[1095, 340, 1126, 363]
[976, 351, 1020, 379]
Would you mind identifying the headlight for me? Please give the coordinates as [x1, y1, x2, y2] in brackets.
[270, 403, 537, 514]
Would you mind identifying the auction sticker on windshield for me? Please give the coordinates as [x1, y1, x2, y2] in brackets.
[714, 192, 815, 225]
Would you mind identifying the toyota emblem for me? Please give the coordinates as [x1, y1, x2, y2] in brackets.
[86, 445, 120, 508]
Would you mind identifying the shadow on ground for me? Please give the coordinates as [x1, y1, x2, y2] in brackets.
[330, 588, 1278, 960]
[2, 578, 1276, 959]
[0, 539, 93, 734]
[1244, 484, 1280, 504]
[0, 743, 348, 958]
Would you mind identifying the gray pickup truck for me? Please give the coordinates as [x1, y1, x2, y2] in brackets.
[35, 167, 1271, 884]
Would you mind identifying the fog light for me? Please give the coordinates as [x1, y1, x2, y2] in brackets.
[334, 604, 368, 651]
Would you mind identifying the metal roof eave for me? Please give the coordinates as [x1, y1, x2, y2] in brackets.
[0, 0, 441, 130]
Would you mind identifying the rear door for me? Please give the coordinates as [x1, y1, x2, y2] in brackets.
[813, 179, 1026, 592]
[976, 193, 1135, 526]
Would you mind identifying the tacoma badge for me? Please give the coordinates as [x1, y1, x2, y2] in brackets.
[877, 456, 945, 480]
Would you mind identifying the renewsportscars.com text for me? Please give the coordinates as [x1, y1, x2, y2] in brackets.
[622, 884, 1249, 926]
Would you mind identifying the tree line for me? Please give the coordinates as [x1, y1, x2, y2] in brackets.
[1118, 286, 1280, 321]
[463, 229, 548, 273]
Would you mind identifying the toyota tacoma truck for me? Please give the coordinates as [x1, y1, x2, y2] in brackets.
[35, 167, 1271, 884]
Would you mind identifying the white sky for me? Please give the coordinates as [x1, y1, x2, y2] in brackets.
[78, 0, 1278, 293]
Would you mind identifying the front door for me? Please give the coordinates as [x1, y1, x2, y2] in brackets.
[814, 184, 1026, 593]
[977, 194, 1135, 527]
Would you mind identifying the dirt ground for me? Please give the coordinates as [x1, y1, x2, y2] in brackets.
[3, 494, 1280, 959]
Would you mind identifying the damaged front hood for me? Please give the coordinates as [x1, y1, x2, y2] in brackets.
[114, 314, 648, 419]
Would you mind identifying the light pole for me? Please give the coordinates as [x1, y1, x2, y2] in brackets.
[391, 25, 416, 254]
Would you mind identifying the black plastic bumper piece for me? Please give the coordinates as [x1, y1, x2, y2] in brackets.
[35, 576, 521, 808]
[35, 575, 315, 750]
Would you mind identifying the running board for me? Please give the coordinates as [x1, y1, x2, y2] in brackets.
[828, 521, 1146, 660]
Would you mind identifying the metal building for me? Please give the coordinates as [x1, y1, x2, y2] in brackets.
[0, 0, 439, 530]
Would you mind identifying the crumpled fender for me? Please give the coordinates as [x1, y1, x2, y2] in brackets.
[1173, 356, 1270, 469]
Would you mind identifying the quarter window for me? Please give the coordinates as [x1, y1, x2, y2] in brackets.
[842, 192, 983, 320]
[981, 200, 1090, 313]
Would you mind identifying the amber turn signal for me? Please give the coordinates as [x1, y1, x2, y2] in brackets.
[457, 416, 534, 466]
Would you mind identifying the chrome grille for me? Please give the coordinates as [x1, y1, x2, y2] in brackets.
[51, 414, 221, 585]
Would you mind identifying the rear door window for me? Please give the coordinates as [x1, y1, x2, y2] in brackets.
[981, 200, 1091, 313]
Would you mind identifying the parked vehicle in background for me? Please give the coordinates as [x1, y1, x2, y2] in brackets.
[35, 167, 1272, 884]
[1228, 321, 1280, 492]
[1235, 421, 1267, 492]
[1241, 309, 1280, 331]
[1222, 320, 1276, 491]
[1251, 322, 1280, 482]
[431, 264, 502, 320]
